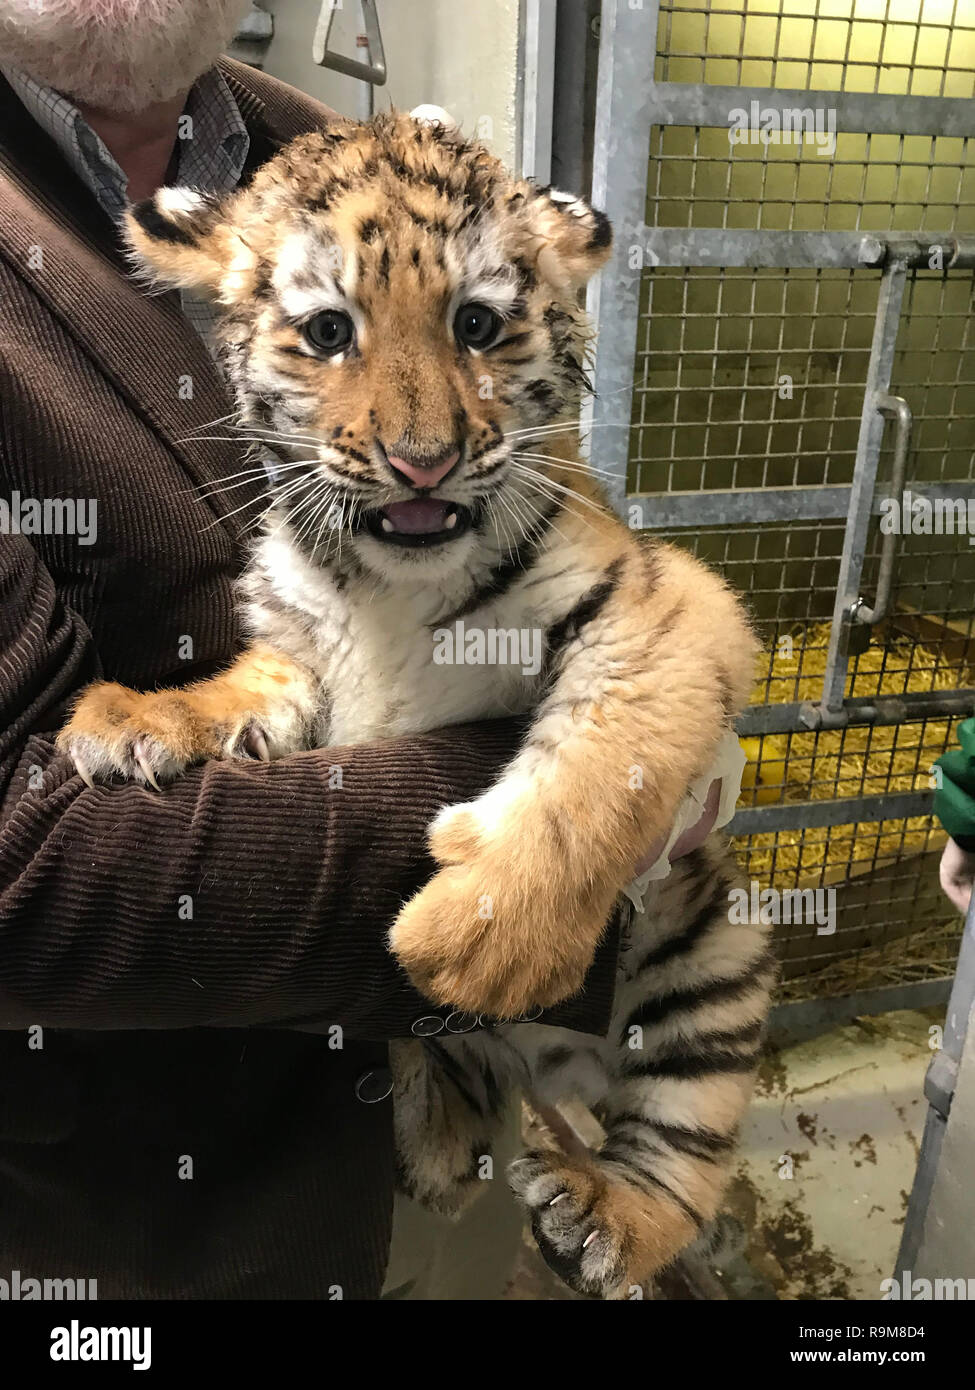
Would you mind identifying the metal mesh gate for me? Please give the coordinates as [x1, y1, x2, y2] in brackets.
[587, 0, 975, 1017]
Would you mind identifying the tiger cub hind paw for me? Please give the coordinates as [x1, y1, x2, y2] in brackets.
[508, 1148, 698, 1300]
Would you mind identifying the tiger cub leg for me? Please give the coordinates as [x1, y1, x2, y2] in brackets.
[57, 643, 320, 786]
[390, 1035, 519, 1218]
[508, 847, 775, 1298]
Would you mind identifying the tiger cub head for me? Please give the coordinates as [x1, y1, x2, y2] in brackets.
[125, 111, 612, 581]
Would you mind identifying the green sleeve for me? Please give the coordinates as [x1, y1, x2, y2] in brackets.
[933, 716, 975, 844]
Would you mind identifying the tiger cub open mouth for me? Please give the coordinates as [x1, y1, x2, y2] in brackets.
[363, 499, 474, 548]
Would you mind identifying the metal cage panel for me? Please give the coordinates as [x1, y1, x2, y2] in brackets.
[588, 0, 975, 1011]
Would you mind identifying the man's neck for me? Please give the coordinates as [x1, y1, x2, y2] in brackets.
[76, 92, 188, 202]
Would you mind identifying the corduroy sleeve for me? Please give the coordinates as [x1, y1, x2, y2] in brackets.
[0, 538, 620, 1036]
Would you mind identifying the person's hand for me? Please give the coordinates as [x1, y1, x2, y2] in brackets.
[939, 837, 975, 915]
[632, 778, 722, 877]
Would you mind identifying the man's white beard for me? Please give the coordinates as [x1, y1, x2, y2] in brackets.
[0, 0, 253, 113]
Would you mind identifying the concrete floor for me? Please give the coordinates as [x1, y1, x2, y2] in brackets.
[698, 1007, 937, 1300]
[506, 1008, 937, 1300]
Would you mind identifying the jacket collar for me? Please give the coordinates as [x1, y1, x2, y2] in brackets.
[0, 60, 327, 549]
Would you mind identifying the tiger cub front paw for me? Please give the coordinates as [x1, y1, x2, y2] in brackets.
[57, 682, 269, 788]
[389, 794, 612, 1017]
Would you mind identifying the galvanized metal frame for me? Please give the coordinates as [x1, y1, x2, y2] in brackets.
[813, 262, 910, 725]
[896, 892, 975, 1276]
[588, 0, 975, 728]
[584, 0, 975, 1014]
[587, 0, 975, 513]
[585, 0, 659, 512]
[643, 84, 975, 142]
[770, 976, 954, 1048]
[518, 0, 558, 183]
[613, 230, 975, 272]
[550, 0, 599, 195]
[633, 480, 975, 530]
[737, 688, 975, 739]
[728, 790, 933, 839]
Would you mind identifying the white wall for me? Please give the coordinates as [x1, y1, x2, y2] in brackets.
[258, 0, 522, 166]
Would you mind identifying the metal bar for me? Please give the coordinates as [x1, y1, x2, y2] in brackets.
[356, 29, 374, 121]
[645, 82, 975, 140]
[519, 0, 558, 183]
[937, 901, 975, 1076]
[585, 0, 662, 511]
[623, 482, 975, 530]
[312, 0, 387, 85]
[737, 690, 975, 739]
[896, 894, 975, 1277]
[769, 979, 954, 1047]
[727, 789, 934, 837]
[628, 485, 850, 528]
[631, 229, 975, 270]
[893, 1108, 946, 1279]
[855, 394, 912, 626]
[819, 260, 909, 716]
[551, 0, 599, 195]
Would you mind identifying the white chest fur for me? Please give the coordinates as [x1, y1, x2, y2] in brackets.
[242, 528, 604, 746]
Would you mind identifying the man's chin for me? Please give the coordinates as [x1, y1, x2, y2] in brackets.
[59, 74, 189, 117]
[0, 0, 251, 112]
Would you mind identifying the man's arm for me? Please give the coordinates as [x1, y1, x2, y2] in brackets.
[0, 538, 619, 1035]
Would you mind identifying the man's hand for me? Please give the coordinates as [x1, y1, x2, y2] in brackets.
[939, 837, 975, 915]
[632, 778, 722, 877]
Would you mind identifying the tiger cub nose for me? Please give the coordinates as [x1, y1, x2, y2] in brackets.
[386, 448, 460, 490]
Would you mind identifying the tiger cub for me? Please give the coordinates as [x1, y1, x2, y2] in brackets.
[58, 113, 773, 1297]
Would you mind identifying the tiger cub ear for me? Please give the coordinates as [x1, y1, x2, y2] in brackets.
[123, 187, 241, 294]
[524, 187, 612, 292]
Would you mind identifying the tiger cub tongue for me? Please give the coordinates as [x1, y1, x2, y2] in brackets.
[381, 500, 452, 534]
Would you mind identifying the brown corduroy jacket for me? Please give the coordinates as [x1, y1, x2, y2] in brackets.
[0, 60, 618, 1298]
